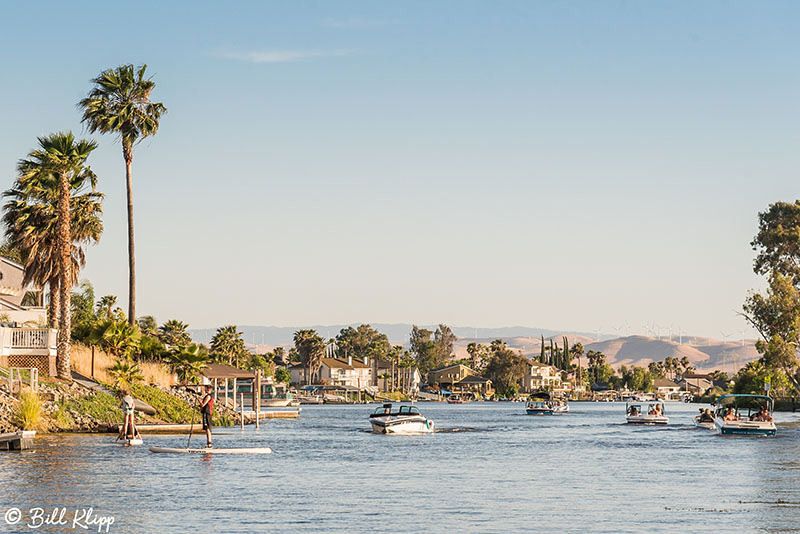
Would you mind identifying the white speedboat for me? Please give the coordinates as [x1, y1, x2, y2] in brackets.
[713, 394, 776, 437]
[626, 401, 668, 425]
[369, 404, 434, 434]
[694, 409, 715, 430]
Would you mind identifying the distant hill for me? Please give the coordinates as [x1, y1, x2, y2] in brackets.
[189, 325, 759, 373]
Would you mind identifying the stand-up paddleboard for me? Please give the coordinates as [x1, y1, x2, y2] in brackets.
[149, 446, 272, 455]
[117, 438, 144, 446]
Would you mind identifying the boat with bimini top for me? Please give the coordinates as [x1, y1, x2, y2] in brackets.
[369, 403, 435, 434]
[713, 394, 776, 437]
[526, 392, 555, 415]
[626, 400, 668, 425]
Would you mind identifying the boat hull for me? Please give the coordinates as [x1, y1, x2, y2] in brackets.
[626, 415, 669, 425]
[694, 420, 715, 431]
[526, 409, 555, 415]
[714, 418, 776, 436]
[149, 447, 273, 454]
[369, 417, 434, 434]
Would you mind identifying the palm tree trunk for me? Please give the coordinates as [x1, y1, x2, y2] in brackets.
[56, 171, 72, 381]
[125, 156, 136, 326]
[48, 275, 59, 329]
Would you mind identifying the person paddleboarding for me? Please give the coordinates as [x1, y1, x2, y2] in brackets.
[199, 384, 214, 448]
[117, 389, 141, 445]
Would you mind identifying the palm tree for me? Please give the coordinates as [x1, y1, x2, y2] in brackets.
[108, 359, 144, 388]
[164, 343, 209, 384]
[3, 160, 102, 328]
[94, 318, 141, 359]
[211, 325, 247, 367]
[293, 329, 325, 385]
[15, 133, 98, 379]
[79, 64, 167, 325]
[158, 319, 191, 348]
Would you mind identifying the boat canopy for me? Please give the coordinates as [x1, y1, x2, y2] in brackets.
[530, 392, 551, 400]
[714, 394, 773, 410]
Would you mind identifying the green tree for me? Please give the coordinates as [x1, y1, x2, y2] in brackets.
[94, 318, 141, 359]
[13, 133, 99, 379]
[294, 329, 325, 385]
[733, 360, 791, 395]
[335, 324, 391, 368]
[108, 359, 144, 388]
[410, 326, 438, 375]
[80, 64, 167, 325]
[751, 201, 800, 280]
[434, 324, 457, 363]
[158, 319, 192, 348]
[211, 325, 248, 367]
[484, 340, 528, 397]
[164, 343, 209, 385]
[466, 342, 489, 371]
[137, 315, 158, 336]
[274, 367, 291, 385]
[4, 141, 102, 331]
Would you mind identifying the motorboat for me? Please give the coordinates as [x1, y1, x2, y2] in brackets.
[526, 392, 555, 415]
[694, 408, 716, 430]
[625, 401, 668, 425]
[447, 394, 464, 404]
[713, 394, 776, 437]
[369, 404, 435, 434]
[552, 397, 569, 413]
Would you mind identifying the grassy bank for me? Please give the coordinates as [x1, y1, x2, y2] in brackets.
[70, 344, 174, 387]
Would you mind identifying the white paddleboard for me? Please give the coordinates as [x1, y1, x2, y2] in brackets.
[117, 438, 143, 446]
[149, 446, 273, 455]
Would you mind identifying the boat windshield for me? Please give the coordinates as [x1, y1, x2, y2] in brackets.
[398, 406, 421, 415]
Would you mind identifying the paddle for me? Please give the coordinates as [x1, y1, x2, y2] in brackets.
[187, 398, 197, 449]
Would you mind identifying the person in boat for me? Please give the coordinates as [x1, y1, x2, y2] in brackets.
[648, 404, 657, 415]
[629, 406, 639, 416]
[699, 409, 714, 422]
[199, 385, 214, 449]
[723, 408, 739, 421]
[752, 406, 774, 422]
[653, 404, 663, 416]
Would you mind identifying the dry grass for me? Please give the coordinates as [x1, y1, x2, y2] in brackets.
[13, 390, 43, 430]
[70, 344, 175, 387]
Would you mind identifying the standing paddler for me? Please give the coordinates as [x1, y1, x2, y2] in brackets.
[199, 384, 214, 448]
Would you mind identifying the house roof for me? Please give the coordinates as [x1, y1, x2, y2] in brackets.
[683, 373, 712, 380]
[204, 363, 255, 380]
[457, 375, 491, 385]
[528, 360, 552, 368]
[429, 363, 474, 374]
[320, 358, 370, 370]
[654, 378, 680, 388]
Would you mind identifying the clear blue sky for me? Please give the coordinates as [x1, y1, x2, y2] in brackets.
[1, 1, 798, 339]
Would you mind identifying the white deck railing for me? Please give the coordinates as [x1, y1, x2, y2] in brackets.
[11, 329, 50, 348]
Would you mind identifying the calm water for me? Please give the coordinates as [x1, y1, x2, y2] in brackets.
[2, 402, 800, 533]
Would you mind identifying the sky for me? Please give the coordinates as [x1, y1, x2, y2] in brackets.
[1, 1, 798, 340]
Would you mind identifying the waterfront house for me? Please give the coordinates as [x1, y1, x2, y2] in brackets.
[520, 361, 562, 392]
[288, 363, 305, 385]
[0, 257, 56, 376]
[654, 378, 681, 398]
[455, 375, 494, 398]
[318, 357, 372, 389]
[678, 374, 714, 396]
[427, 364, 476, 389]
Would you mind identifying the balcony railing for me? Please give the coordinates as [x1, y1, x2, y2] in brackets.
[11, 329, 50, 349]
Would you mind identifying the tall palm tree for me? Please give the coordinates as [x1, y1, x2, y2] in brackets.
[293, 329, 325, 385]
[79, 64, 167, 325]
[4, 165, 103, 328]
[15, 133, 98, 379]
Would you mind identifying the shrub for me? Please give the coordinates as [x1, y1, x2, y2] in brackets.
[13, 390, 43, 431]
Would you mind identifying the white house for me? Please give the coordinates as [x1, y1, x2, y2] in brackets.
[521, 361, 562, 392]
[318, 357, 372, 388]
[0, 257, 56, 376]
[654, 378, 681, 398]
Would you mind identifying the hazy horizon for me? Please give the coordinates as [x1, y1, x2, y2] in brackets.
[2, 2, 797, 340]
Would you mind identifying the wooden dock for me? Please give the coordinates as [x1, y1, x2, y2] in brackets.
[242, 408, 302, 419]
[0, 430, 36, 450]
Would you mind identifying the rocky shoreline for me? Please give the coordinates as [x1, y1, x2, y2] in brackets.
[0, 379, 240, 434]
